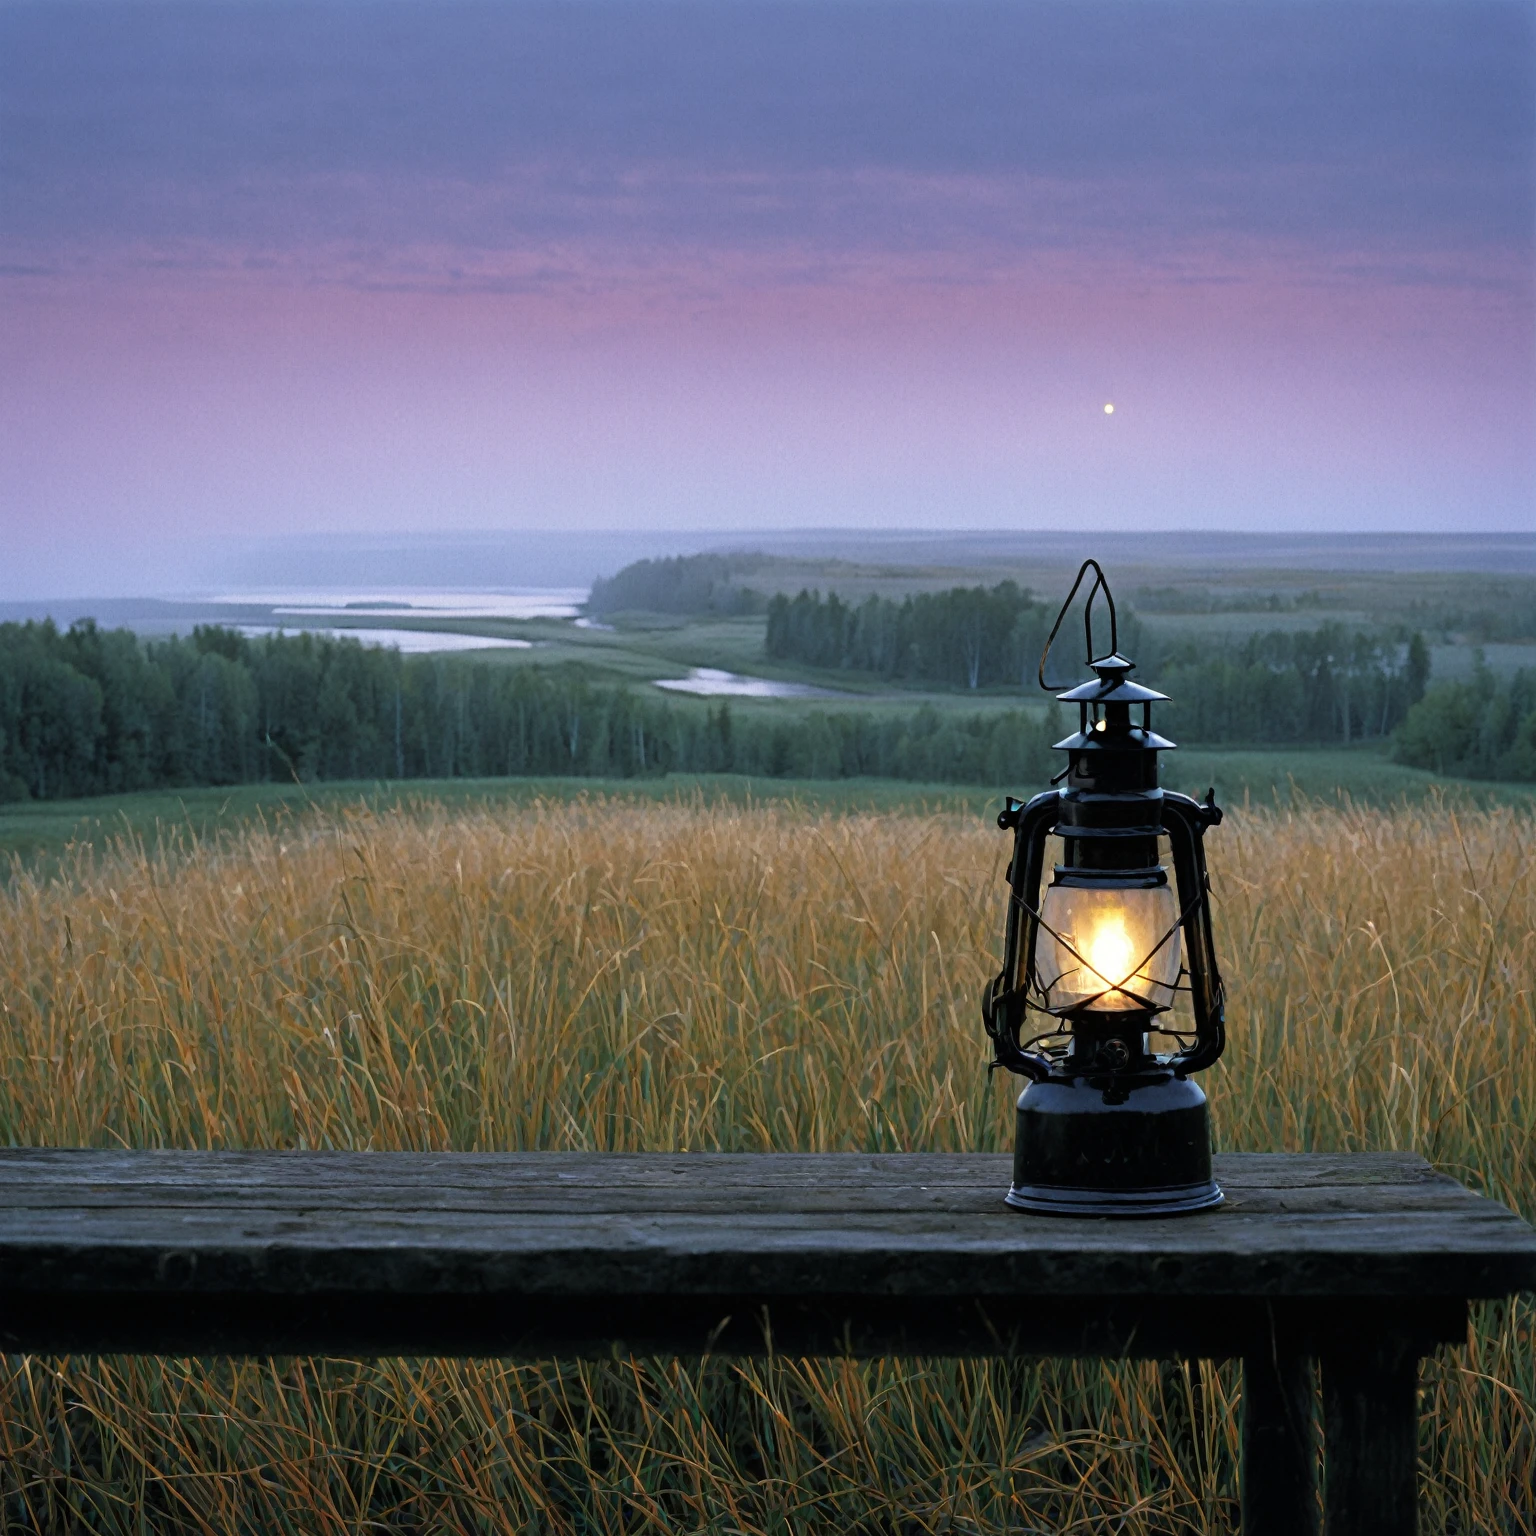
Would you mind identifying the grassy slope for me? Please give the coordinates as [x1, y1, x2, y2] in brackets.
[0, 777, 992, 866]
[4, 753, 1530, 867]
[1162, 746, 1536, 808]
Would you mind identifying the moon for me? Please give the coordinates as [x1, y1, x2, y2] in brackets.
[1103, 403, 1115, 415]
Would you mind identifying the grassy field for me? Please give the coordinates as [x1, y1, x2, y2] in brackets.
[0, 778, 997, 868]
[0, 789, 1531, 1533]
[3, 756, 1533, 870]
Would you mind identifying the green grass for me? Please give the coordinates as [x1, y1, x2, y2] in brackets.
[4, 751, 1531, 869]
[0, 777, 998, 867]
[1165, 746, 1536, 809]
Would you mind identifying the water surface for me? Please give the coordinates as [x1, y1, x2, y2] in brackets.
[237, 626, 531, 654]
[212, 588, 584, 619]
[654, 668, 844, 699]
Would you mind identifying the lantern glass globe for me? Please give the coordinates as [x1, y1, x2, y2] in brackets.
[1038, 881, 1181, 1013]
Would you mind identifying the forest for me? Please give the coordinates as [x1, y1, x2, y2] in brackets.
[1154, 626, 1431, 746]
[585, 554, 766, 617]
[3, 597, 1533, 803]
[0, 620, 1061, 802]
[765, 582, 1060, 689]
[767, 586, 1445, 748]
[1393, 663, 1536, 780]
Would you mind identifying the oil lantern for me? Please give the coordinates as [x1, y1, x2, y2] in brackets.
[983, 561, 1226, 1215]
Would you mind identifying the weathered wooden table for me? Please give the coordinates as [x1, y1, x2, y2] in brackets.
[1, 1148, 1532, 1535]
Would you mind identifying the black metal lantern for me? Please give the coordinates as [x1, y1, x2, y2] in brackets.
[983, 561, 1226, 1216]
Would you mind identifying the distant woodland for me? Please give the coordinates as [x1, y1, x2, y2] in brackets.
[586, 555, 767, 617]
[768, 585, 1452, 750]
[1393, 665, 1536, 781]
[766, 583, 1058, 690]
[2, 578, 1533, 801]
[1155, 628, 1431, 747]
[0, 620, 1060, 802]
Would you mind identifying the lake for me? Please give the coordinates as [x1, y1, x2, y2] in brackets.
[236, 626, 532, 654]
[654, 668, 845, 699]
[212, 588, 585, 619]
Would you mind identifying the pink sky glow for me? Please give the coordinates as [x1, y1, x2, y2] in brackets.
[2, 2, 1532, 595]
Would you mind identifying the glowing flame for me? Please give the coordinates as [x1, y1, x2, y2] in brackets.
[1083, 915, 1137, 994]
[1040, 881, 1181, 1014]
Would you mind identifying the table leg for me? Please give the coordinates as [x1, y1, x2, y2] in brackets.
[1321, 1337, 1419, 1536]
[1243, 1346, 1317, 1536]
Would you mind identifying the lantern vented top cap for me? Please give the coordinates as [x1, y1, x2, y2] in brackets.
[1056, 653, 1169, 705]
[1092, 652, 1134, 675]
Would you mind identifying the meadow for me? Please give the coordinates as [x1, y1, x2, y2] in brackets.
[0, 790, 1531, 1533]
[3, 757, 1531, 869]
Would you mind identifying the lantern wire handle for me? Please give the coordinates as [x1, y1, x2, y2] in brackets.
[1039, 558, 1119, 691]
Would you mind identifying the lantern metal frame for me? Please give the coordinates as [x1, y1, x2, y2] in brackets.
[982, 561, 1227, 1216]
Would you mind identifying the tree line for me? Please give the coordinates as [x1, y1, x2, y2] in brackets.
[586, 555, 766, 618]
[765, 587, 1441, 748]
[0, 620, 1062, 802]
[765, 582, 1080, 690]
[1154, 626, 1431, 746]
[1393, 663, 1536, 781]
[4, 616, 1530, 803]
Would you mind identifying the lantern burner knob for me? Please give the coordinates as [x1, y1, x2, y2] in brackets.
[1096, 1036, 1131, 1070]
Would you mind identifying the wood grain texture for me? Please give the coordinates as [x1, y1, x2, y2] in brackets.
[0, 1151, 1530, 1298]
[0, 1151, 1529, 1357]
[1243, 1347, 1320, 1536]
[1323, 1337, 1421, 1536]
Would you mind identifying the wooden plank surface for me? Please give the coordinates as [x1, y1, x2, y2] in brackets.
[1, 1150, 1531, 1306]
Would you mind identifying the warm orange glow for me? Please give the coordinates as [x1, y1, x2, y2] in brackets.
[1038, 880, 1181, 1013]
[1083, 913, 1136, 991]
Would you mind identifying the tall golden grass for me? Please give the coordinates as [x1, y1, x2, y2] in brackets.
[0, 792, 1531, 1533]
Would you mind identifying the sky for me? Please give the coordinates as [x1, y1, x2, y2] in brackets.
[2, 0, 1533, 595]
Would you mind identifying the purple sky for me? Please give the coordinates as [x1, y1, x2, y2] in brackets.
[2, 0, 1533, 594]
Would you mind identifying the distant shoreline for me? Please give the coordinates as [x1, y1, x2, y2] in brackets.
[4, 528, 1535, 616]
